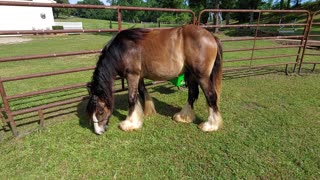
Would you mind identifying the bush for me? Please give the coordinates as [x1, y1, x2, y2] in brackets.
[52, 26, 64, 30]
[301, 1, 320, 12]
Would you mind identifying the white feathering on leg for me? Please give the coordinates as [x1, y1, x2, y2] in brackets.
[119, 100, 144, 131]
[198, 107, 222, 132]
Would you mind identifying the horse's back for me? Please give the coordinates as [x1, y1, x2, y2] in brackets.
[140, 27, 185, 80]
[139, 24, 218, 80]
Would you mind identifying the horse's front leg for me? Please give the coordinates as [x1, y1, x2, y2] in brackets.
[119, 74, 144, 131]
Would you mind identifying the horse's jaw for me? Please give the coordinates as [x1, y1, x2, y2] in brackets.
[92, 113, 107, 135]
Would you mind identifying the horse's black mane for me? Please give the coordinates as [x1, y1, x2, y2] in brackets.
[87, 28, 151, 115]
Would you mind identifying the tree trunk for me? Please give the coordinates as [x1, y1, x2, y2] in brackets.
[226, 12, 230, 25]
[249, 12, 254, 25]
[214, 0, 219, 33]
[280, 0, 284, 9]
[287, 0, 291, 9]
[295, 0, 300, 7]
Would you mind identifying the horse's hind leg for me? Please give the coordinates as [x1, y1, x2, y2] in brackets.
[119, 74, 144, 131]
[198, 77, 223, 132]
[173, 72, 198, 123]
[138, 79, 156, 116]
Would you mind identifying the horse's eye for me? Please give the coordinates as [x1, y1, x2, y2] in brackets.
[97, 110, 104, 115]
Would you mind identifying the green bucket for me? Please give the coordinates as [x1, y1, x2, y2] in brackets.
[169, 74, 185, 87]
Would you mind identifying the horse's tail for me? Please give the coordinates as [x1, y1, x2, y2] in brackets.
[210, 36, 223, 97]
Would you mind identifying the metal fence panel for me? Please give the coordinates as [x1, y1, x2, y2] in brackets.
[198, 9, 311, 72]
[299, 10, 320, 72]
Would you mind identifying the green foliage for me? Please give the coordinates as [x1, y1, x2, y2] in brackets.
[158, 13, 192, 24]
[105, 0, 191, 23]
[53, 0, 71, 18]
[301, 1, 320, 12]
[74, 0, 115, 20]
[52, 26, 64, 30]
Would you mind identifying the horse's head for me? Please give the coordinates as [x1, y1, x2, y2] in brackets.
[86, 83, 113, 135]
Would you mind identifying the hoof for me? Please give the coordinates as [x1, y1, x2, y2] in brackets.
[198, 120, 222, 132]
[119, 119, 142, 132]
[173, 113, 195, 123]
[172, 104, 195, 123]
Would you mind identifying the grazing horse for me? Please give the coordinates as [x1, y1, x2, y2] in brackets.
[87, 24, 223, 135]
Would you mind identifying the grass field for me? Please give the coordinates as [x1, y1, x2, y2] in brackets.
[0, 18, 320, 178]
[0, 72, 319, 179]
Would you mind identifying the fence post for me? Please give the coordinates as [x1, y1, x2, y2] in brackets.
[296, 12, 313, 73]
[250, 11, 262, 68]
[0, 78, 19, 137]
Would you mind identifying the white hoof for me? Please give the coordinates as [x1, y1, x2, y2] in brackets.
[172, 103, 195, 123]
[119, 119, 143, 131]
[198, 121, 220, 132]
[173, 113, 195, 123]
[199, 108, 223, 132]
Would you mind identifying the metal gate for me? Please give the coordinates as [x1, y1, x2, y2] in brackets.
[299, 10, 320, 72]
[198, 9, 310, 73]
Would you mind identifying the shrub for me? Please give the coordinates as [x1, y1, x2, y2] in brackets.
[52, 26, 64, 30]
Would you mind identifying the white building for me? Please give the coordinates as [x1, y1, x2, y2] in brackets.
[0, 0, 56, 31]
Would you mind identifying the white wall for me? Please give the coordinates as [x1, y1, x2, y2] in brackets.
[0, 0, 55, 31]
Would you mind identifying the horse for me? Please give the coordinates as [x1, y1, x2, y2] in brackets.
[87, 24, 223, 135]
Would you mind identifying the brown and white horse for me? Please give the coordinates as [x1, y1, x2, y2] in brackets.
[87, 24, 223, 135]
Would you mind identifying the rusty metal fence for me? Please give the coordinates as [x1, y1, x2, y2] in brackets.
[0, 1, 318, 137]
[0, 1, 195, 137]
[198, 9, 310, 73]
[299, 10, 320, 72]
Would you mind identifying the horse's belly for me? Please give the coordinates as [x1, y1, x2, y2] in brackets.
[143, 60, 185, 81]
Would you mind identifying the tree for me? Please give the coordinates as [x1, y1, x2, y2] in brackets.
[189, 0, 206, 23]
[279, 0, 284, 9]
[293, 0, 301, 7]
[301, 0, 320, 12]
[76, 0, 114, 20]
[108, 0, 146, 22]
[156, 0, 185, 8]
[287, 0, 291, 9]
[53, 0, 70, 18]
[220, 0, 237, 24]
[236, 0, 263, 23]
[213, 0, 220, 33]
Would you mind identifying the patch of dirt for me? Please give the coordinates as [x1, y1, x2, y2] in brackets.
[0, 37, 32, 44]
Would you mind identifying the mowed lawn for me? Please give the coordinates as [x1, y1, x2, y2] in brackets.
[0, 28, 320, 178]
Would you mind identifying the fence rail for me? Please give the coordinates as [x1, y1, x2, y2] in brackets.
[198, 9, 311, 72]
[0, 1, 319, 137]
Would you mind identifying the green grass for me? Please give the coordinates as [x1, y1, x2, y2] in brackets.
[0, 73, 319, 179]
[0, 21, 320, 178]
